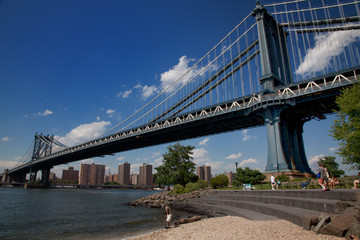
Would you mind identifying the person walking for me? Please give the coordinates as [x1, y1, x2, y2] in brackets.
[271, 174, 276, 190]
[318, 163, 330, 191]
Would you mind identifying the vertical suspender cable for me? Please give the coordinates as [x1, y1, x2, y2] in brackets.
[245, 20, 253, 94]
[229, 32, 235, 101]
[285, 4, 299, 83]
[307, 0, 326, 78]
[296, 2, 311, 78]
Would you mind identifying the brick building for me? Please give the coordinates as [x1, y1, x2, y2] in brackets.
[79, 163, 105, 185]
[118, 162, 130, 185]
[196, 165, 212, 183]
[139, 164, 152, 186]
[62, 167, 79, 182]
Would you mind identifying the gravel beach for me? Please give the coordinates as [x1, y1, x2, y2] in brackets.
[128, 216, 344, 240]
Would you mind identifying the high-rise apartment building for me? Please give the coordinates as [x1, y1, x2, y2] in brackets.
[62, 167, 79, 182]
[118, 162, 130, 185]
[196, 166, 204, 181]
[130, 174, 139, 185]
[79, 163, 105, 185]
[196, 165, 212, 183]
[204, 165, 212, 183]
[139, 164, 152, 186]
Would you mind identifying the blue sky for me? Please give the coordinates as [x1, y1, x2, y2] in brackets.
[0, 0, 358, 178]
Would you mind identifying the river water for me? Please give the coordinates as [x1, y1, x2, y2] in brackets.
[0, 188, 167, 240]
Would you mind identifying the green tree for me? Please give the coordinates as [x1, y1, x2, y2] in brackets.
[155, 143, 198, 186]
[210, 174, 229, 189]
[330, 84, 360, 170]
[276, 174, 290, 183]
[318, 156, 345, 178]
[233, 167, 266, 187]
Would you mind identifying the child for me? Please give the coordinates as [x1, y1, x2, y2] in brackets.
[162, 204, 172, 228]
[353, 172, 360, 189]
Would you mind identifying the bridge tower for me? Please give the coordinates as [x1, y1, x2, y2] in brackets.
[29, 133, 54, 186]
[253, 1, 312, 176]
[252, 0, 292, 93]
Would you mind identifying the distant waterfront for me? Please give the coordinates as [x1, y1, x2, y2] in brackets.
[0, 188, 166, 240]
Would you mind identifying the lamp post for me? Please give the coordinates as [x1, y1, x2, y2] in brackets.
[235, 161, 238, 170]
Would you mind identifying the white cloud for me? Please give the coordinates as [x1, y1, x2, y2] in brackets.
[191, 148, 226, 174]
[296, 28, 360, 75]
[159, 56, 195, 91]
[142, 85, 158, 99]
[131, 55, 217, 100]
[239, 158, 258, 167]
[134, 84, 142, 89]
[199, 138, 210, 145]
[242, 130, 251, 141]
[152, 157, 163, 168]
[106, 109, 115, 115]
[117, 156, 125, 161]
[308, 154, 325, 172]
[308, 154, 324, 165]
[2, 137, 10, 142]
[226, 153, 242, 160]
[329, 147, 339, 152]
[205, 161, 225, 171]
[117, 89, 132, 98]
[80, 159, 94, 164]
[191, 148, 211, 165]
[96, 116, 100, 121]
[54, 121, 111, 147]
[35, 109, 53, 117]
[152, 152, 161, 158]
[106, 109, 120, 119]
[133, 84, 158, 99]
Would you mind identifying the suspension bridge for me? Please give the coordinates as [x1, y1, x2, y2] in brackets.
[1, 0, 360, 186]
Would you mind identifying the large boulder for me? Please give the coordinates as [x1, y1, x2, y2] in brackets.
[345, 221, 360, 239]
[319, 209, 359, 237]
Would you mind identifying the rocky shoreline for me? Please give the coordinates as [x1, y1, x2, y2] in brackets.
[125, 189, 212, 208]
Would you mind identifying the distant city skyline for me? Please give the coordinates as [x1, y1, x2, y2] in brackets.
[58, 162, 154, 186]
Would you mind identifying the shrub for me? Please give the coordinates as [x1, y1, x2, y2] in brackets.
[173, 180, 209, 194]
[185, 182, 196, 192]
[174, 184, 185, 194]
[194, 179, 208, 190]
[276, 174, 290, 183]
[210, 174, 229, 189]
